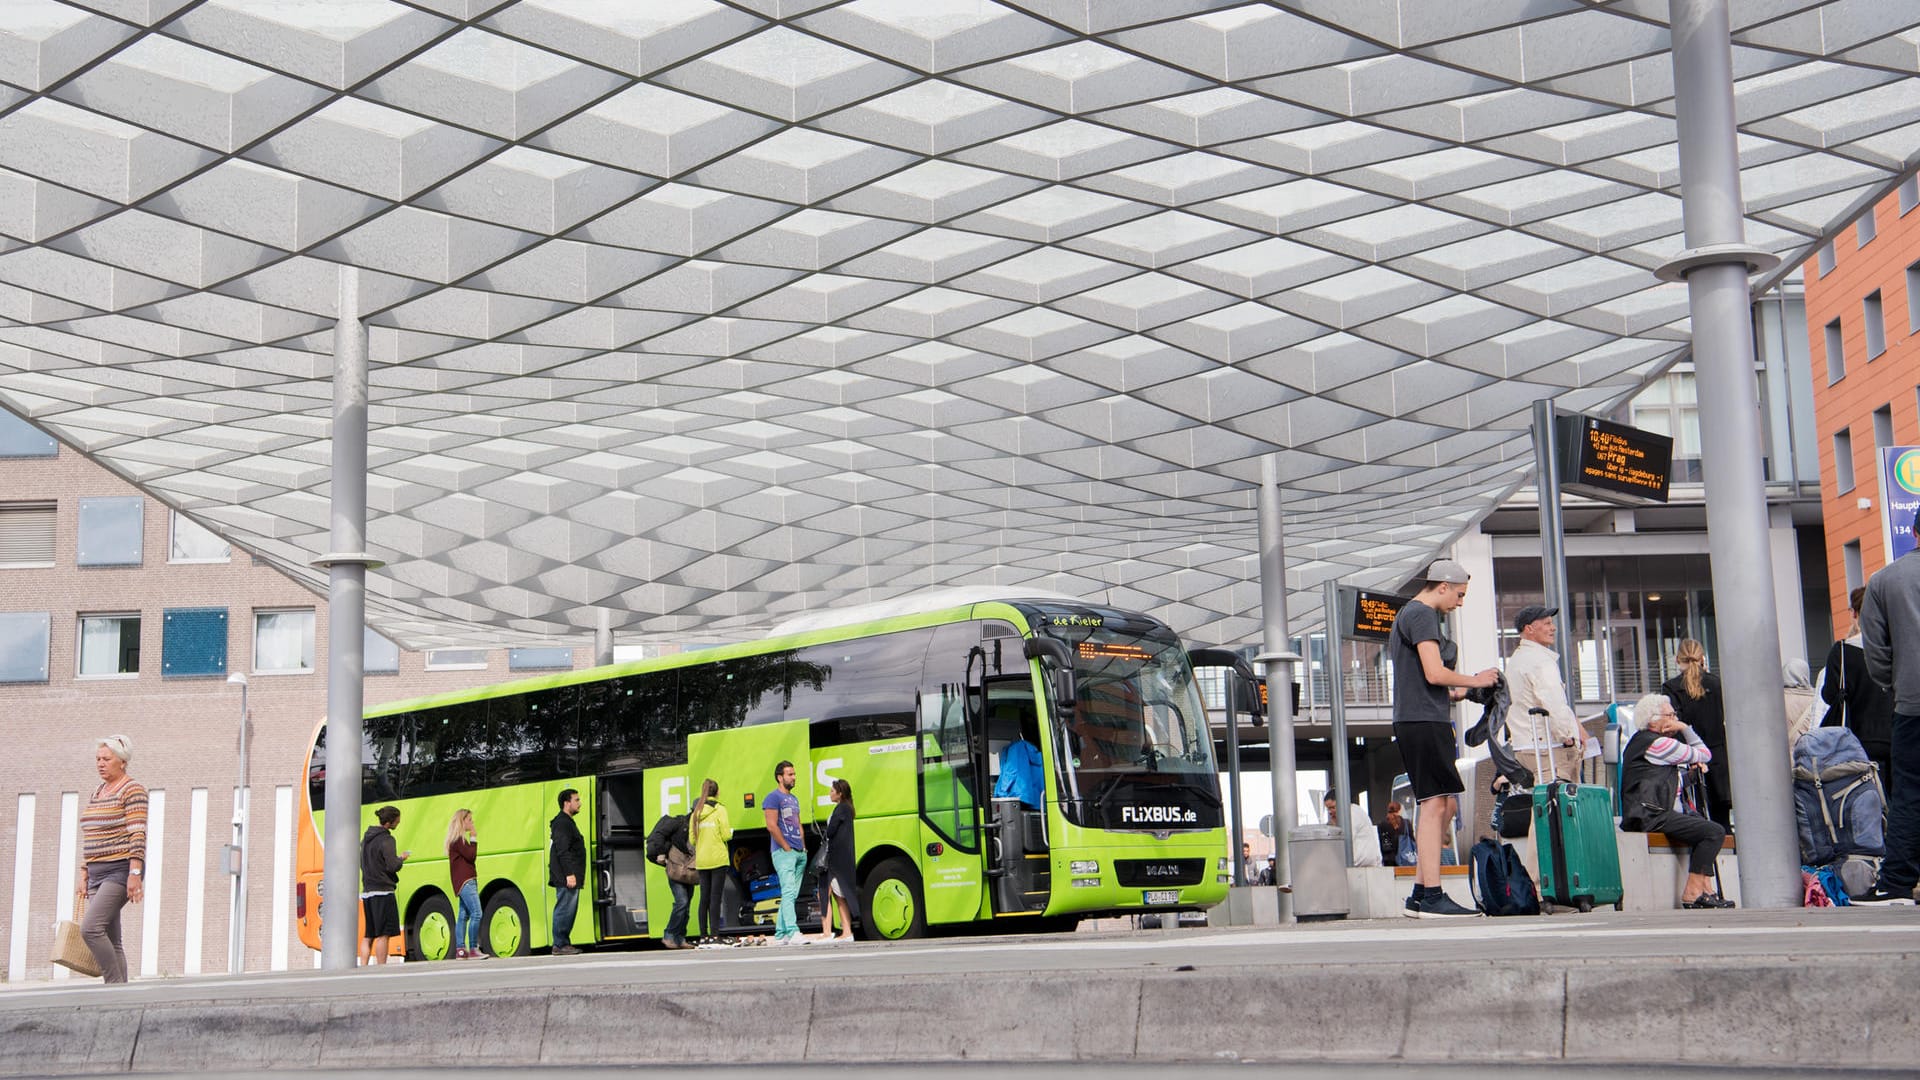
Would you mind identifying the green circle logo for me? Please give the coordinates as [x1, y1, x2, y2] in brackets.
[1897, 449, 1920, 495]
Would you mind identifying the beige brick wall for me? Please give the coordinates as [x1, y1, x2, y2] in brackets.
[1, 448, 588, 980]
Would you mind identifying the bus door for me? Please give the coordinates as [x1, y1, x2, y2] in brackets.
[595, 772, 650, 940]
[982, 676, 1049, 915]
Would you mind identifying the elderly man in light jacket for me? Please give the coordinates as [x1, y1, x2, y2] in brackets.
[1505, 605, 1585, 783]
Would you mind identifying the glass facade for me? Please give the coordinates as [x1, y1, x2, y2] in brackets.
[1493, 555, 1719, 704]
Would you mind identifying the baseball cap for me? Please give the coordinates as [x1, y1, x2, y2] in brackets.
[1513, 604, 1559, 633]
[1426, 559, 1471, 584]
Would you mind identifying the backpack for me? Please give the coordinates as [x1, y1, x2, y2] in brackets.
[1468, 837, 1540, 916]
[1793, 727, 1886, 865]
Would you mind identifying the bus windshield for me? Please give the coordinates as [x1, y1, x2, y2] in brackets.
[1028, 612, 1222, 831]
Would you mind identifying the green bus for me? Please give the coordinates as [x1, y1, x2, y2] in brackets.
[296, 591, 1229, 958]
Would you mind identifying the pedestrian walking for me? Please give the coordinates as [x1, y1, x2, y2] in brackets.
[78, 734, 147, 984]
[1389, 559, 1499, 919]
[1854, 540, 1920, 905]
[549, 788, 584, 955]
[815, 778, 859, 943]
[1660, 639, 1731, 828]
[764, 760, 809, 946]
[646, 805, 696, 949]
[446, 808, 486, 959]
[359, 805, 407, 965]
[691, 779, 733, 943]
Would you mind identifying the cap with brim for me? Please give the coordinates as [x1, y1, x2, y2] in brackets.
[1426, 559, 1470, 584]
[1513, 604, 1559, 633]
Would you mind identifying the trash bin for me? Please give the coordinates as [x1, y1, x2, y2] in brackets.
[1288, 824, 1350, 918]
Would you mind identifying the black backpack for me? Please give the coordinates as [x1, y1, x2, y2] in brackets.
[1469, 837, 1541, 916]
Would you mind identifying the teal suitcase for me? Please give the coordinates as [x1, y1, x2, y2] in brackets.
[1533, 780, 1624, 912]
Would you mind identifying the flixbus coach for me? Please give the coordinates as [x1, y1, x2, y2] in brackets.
[294, 590, 1230, 958]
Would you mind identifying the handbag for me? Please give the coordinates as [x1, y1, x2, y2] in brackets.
[51, 890, 100, 978]
[665, 842, 698, 886]
[810, 837, 829, 877]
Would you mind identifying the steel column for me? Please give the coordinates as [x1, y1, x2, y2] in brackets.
[1322, 582, 1354, 866]
[1662, 0, 1797, 908]
[1532, 399, 1578, 697]
[1257, 454, 1297, 922]
[318, 267, 379, 966]
[594, 608, 614, 667]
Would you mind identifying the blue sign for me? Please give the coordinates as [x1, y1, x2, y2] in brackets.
[1884, 446, 1920, 562]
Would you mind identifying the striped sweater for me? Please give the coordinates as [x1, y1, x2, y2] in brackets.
[81, 779, 148, 866]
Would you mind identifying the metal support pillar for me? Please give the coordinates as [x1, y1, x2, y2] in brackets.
[1659, 0, 1795, 909]
[1224, 676, 1245, 885]
[594, 608, 614, 667]
[1255, 455, 1299, 922]
[1322, 582, 1354, 867]
[315, 267, 383, 966]
[1532, 399, 1578, 697]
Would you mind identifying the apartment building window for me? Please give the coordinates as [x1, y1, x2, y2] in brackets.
[77, 496, 143, 567]
[254, 609, 315, 674]
[1857, 212, 1877, 246]
[162, 607, 228, 678]
[1865, 291, 1886, 359]
[1834, 429, 1856, 492]
[365, 628, 400, 675]
[509, 647, 573, 671]
[1843, 541, 1864, 592]
[1903, 175, 1919, 215]
[1817, 241, 1835, 275]
[0, 612, 51, 683]
[1825, 319, 1845, 383]
[1909, 261, 1920, 333]
[0, 411, 55, 458]
[78, 614, 141, 677]
[1876, 406, 1896, 450]
[427, 648, 487, 671]
[169, 511, 230, 563]
[0, 502, 56, 568]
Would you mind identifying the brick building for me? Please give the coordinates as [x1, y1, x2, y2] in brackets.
[0, 411, 589, 981]
[1807, 174, 1920, 630]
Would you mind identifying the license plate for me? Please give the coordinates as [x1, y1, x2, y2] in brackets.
[1143, 890, 1179, 906]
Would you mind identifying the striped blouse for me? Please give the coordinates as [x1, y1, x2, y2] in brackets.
[81, 779, 148, 866]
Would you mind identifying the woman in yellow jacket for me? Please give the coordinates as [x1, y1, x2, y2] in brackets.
[690, 778, 732, 944]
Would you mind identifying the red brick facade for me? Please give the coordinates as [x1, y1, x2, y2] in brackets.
[1805, 181, 1920, 633]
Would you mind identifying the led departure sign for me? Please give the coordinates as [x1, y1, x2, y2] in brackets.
[1350, 590, 1408, 642]
[1076, 642, 1151, 662]
[1558, 414, 1672, 504]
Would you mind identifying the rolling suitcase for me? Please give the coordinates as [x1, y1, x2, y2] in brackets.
[1533, 780, 1624, 912]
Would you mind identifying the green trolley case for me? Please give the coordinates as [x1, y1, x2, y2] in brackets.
[1532, 780, 1624, 912]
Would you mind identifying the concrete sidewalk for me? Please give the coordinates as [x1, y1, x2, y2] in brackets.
[3, 910, 1915, 1075]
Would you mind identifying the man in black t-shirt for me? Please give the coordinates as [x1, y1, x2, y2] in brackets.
[1390, 559, 1498, 919]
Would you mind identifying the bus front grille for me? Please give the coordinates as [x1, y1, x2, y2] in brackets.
[1113, 858, 1205, 887]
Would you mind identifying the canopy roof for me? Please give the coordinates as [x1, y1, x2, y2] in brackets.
[2, 0, 1915, 648]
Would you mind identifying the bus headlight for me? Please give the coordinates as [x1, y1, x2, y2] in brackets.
[1071, 877, 1102, 888]
[1216, 874, 1231, 884]
[1069, 860, 1099, 874]
[1217, 857, 1228, 871]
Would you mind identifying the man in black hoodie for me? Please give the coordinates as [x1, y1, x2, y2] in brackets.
[549, 788, 585, 954]
[359, 805, 408, 965]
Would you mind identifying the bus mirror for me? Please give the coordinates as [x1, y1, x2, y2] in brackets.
[1023, 637, 1077, 711]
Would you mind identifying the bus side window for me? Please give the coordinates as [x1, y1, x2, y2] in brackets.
[919, 685, 978, 850]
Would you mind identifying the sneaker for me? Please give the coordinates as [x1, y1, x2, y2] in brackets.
[469, 949, 491, 959]
[453, 948, 467, 960]
[1415, 892, 1485, 919]
[1850, 886, 1917, 906]
[1681, 894, 1736, 909]
[552, 944, 582, 956]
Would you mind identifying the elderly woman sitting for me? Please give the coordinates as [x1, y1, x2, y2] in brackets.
[1621, 692, 1733, 909]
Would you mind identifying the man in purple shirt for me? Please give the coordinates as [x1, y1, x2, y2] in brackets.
[764, 761, 809, 944]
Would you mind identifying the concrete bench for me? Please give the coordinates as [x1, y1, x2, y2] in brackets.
[1616, 830, 1740, 911]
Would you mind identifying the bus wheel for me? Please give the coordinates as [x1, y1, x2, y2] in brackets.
[860, 856, 926, 941]
[407, 892, 455, 962]
[481, 887, 531, 957]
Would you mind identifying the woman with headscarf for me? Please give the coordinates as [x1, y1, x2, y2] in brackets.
[1782, 659, 1818, 750]
[1660, 639, 1732, 828]
[79, 734, 147, 984]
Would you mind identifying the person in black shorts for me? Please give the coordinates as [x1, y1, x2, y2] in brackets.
[1391, 559, 1498, 919]
[359, 804, 408, 964]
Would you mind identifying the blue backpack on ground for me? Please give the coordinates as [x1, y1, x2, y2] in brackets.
[1468, 838, 1541, 916]
[1793, 727, 1886, 865]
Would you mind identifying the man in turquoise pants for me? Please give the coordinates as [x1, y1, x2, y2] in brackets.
[764, 760, 810, 944]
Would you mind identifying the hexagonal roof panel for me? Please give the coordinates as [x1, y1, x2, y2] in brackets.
[1, 0, 1914, 649]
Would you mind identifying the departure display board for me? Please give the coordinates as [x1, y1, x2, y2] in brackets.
[1349, 590, 1408, 642]
[1559, 414, 1672, 504]
[1075, 641, 1151, 662]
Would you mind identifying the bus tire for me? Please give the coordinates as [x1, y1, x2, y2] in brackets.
[407, 891, 455, 962]
[481, 886, 531, 958]
[860, 856, 926, 941]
